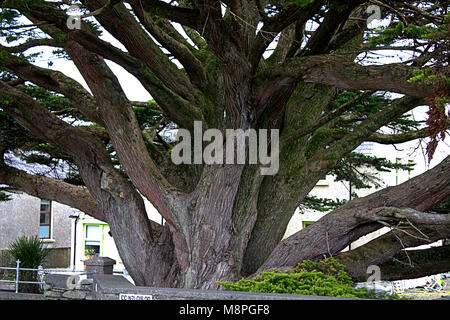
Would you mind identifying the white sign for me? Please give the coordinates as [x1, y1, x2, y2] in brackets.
[119, 293, 154, 300]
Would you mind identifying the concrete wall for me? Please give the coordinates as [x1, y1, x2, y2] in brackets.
[43, 274, 93, 300]
[91, 275, 350, 300]
[0, 192, 40, 249]
[0, 192, 72, 251]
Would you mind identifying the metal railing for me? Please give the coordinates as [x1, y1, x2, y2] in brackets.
[0, 259, 44, 293]
[0, 259, 94, 293]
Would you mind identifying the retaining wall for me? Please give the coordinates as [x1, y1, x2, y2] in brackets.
[92, 275, 349, 300]
[43, 273, 93, 300]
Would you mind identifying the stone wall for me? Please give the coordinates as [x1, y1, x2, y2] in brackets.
[43, 273, 93, 300]
[41, 257, 353, 301]
[92, 275, 349, 300]
[44, 247, 71, 268]
[0, 247, 71, 269]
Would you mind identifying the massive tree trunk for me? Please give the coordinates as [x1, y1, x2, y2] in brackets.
[0, 0, 448, 289]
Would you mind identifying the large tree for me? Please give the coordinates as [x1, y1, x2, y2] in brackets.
[0, 0, 449, 289]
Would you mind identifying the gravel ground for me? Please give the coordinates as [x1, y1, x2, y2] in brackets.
[396, 288, 450, 300]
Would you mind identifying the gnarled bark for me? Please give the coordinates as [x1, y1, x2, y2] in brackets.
[336, 225, 450, 281]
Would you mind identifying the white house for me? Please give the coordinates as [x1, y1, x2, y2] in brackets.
[0, 192, 73, 267]
[69, 197, 162, 272]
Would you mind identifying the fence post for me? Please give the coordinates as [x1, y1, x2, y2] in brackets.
[15, 259, 20, 293]
[37, 265, 44, 289]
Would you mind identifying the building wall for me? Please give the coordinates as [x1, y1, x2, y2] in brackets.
[0, 192, 39, 250]
[71, 198, 162, 271]
[49, 201, 73, 248]
[0, 192, 72, 250]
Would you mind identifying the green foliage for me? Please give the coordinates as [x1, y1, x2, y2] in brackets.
[331, 91, 388, 116]
[331, 152, 414, 190]
[218, 258, 374, 299]
[0, 192, 12, 201]
[0, 192, 11, 201]
[8, 235, 50, 269]
[368, 22, 445, 47]
[132, 101, 163, 130]
[16, 84, 76, 118]
[388, 115, 421, 132]
[408, 68, 437, 85]
[8, 236, 50, 293]
[302, 195, 347, 212]
[290, 0, 315, 7]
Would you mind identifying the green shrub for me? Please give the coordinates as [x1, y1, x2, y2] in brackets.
[218, 258, 375, 299]
[8, 236, 50, 293]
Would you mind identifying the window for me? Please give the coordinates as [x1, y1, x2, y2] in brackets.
[317, 176, 329, 186]
[84, 224, 101, 257]
[39, 200, 51, 239]
[302, 221, 314, 229]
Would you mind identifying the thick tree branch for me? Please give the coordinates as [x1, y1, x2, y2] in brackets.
[360, 207, 450, 227]
[366, 119, 450, 144]
[82, 0, 201, 106]
[0, 163, 104, 221]
[2, 38, 63, 53]
[248, 0, 324, 73]
[133, 0, 200, 29]
[336, 224, 450, 281]
[300, 1, 364, 56]
[0, 46, 103, 125]
[374, 245, 450, 281]
[257, 155, 450, 274]
[278, 55, 437, 98]
[64, 43, 179, 221]
[64, 30, 203, 129]
[129, 1, 207, 87]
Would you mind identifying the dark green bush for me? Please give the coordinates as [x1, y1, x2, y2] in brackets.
[8, 236, 50, 293]
[218, 258, 375, 299]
